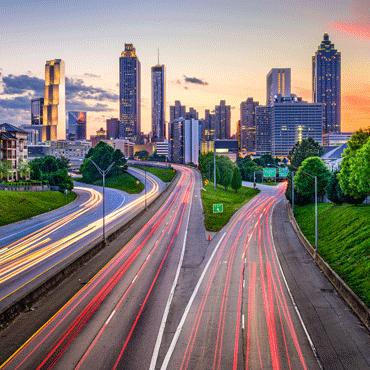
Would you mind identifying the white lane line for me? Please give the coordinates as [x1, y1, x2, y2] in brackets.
[149, 174, 195, 370]
[160, 232, 226, 370]
[270, 199, 323, 370]
[132, 275, 138, 284]
[105, 310, 116, 326]
[243, 280, 245, 289]
[242, 314, 245, 330]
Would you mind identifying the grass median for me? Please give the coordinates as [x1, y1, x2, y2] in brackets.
[294, 203, 370, 308]
[0, 191, 77, 227]
[75, 172, 144, 194]
[130, 166, 176, 183]
[201, 183, 260, 232]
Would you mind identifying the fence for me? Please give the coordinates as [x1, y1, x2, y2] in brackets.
[0, 183, 51, 192]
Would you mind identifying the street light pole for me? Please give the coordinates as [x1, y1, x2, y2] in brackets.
[292, 171, 294, 214]
[315, 176, 318, 251]
[87, 158, 116, 243]
[145, 168, 147, 210]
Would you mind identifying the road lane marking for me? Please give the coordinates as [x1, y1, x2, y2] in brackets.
[242, 314, 245, 330]
[270, 199, 323, 370]
[149, 171, 195, 370]
[105, 310, 116, 326]
[160, 232, 226, 370]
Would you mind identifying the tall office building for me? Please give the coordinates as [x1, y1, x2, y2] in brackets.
[312, 33, 341, 133]
[214, 100, 231, 139]
[255, 106, 272, 155]
[266, 68, 291, 106]
[240, 98, 259, 152]
[170, 100, 186, 122]
[168, 118, 199, 165]
[186, 107, 198, 120]
[271, 95, 323, 157]
[106, 118, 120, 140]
[67, 111, 86, 141]
[42, 59, 65, 141]
[151, 64, 166, 141]
[203, 109, 214, 141]
[119, 44, 141, 140]
[31, 98, 44, 125]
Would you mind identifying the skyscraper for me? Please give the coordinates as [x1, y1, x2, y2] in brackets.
[214, 100, 231, 139]
[42, 59, 65, 141]
[266, 68, 291, 106]
[203, 109, 214, 141]
[67, 111, 86, 141]
[170, 100, 186, 122]
[240, 98, 259, 152]
[31, 98, 44, 125]
[151, 64, 166, 141]
[106, 118, 120, 140]
[312, 33, 341, 133]
[119, 44, 141, 141]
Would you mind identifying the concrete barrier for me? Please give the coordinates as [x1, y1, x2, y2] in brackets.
[0, 171, 180, 330]
[287, 202, 370, 332]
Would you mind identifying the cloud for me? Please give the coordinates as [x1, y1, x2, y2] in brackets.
[65, 78, 118, 102]
[331, 0, 370, 39]
[84, 73, 101, 78]
[1, 74, 44, 96]
[184, 86, 189, 90]
[183, 75, 209, 85]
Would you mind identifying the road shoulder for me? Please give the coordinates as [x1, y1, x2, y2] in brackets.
[272, 198, 370, 370]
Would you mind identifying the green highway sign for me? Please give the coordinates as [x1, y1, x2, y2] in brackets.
[279, 168, 289, 177]
[263, 168, 276, 177]
[213, 204, 223, 213]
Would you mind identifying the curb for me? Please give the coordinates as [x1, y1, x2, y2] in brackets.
[287, 202, 370, 332]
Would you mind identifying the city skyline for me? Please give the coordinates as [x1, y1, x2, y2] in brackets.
[1, 0, 369, 138]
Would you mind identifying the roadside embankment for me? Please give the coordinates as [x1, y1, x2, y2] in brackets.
[287, 203, 370, 332]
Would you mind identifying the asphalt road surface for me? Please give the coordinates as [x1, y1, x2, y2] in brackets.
[0, 168, 161, 313]
[1, 174, 369, 369]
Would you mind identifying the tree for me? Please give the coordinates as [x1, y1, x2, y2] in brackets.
[231, 167, 242, 193]
[80, 141, 127, 182]
[220, 168, 232, 190]
[338, 128, 370, 202]
[325, 170, 345, 205]
[31, 163, 41, 180]
[294, 157, 330, 201]
[348, 137, 370, 196]
[17, 158, 30, 180]
[0, 160, 12, 181]
[135, 150, 149, 160]
[288, 137, 325, 170]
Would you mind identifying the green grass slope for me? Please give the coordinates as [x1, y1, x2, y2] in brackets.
[294, 203, 370, 307]
[0, 191, 77, 226]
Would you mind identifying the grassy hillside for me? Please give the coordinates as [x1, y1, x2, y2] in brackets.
[0, 191, 77, 226]
[131, 166, 176, 183]
[201, 183, 260, 232]
[294, 203, 370, 307]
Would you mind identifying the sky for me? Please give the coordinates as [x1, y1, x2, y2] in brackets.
[1, 0, 370, 138]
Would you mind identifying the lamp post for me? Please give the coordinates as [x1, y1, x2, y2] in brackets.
[144, 167, 147, 210]
[87, 158, 116, 243]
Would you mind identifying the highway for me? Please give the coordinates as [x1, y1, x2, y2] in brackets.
[0, 167, 162, 313]
[1, 168, 370, 369]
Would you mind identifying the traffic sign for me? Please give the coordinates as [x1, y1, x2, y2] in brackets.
[213, 204, 223, 213]
[279, 168, 289, 177]
[263, 168, 276, 177]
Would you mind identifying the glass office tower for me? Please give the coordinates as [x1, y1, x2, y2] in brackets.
[312, 33, 341, 133]
[119, 44, 141, 141]
[151, 64, 166, 141]
[67, 111, 86, 141]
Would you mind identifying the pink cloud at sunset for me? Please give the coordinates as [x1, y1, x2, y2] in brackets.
[332, 22, 370, 39]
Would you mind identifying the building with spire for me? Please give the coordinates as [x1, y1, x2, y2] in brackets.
[312, 33, 341, 133]
[119, 44, 141, 141]
[151, 62, 166, 141]
[42, 59, 65, 141]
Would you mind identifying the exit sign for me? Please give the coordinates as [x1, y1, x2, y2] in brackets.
[213, 204, 223, 213]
